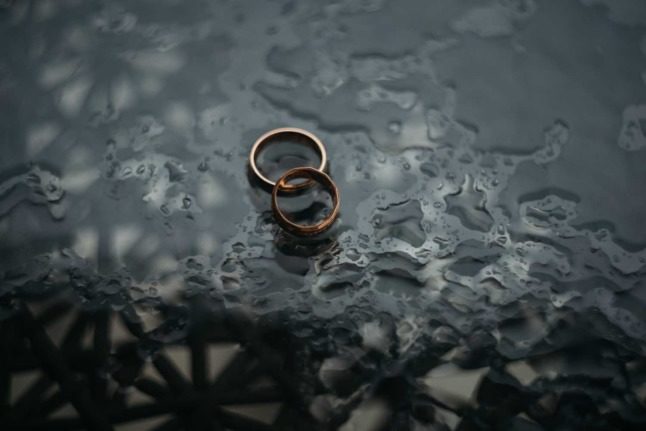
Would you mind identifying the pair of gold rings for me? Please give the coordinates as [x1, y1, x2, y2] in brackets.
[248, 127, 340, 236]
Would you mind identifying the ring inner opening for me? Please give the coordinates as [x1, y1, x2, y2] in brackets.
[276, 174, 334, 226]
[256, 132, 322, 185]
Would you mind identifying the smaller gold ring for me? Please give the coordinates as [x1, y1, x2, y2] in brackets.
[271, 167, 340, 236]
[249, 127, 327, 191]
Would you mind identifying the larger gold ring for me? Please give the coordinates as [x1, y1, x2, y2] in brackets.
[271, 167, 340, 236]
[249, 127, 327, 191]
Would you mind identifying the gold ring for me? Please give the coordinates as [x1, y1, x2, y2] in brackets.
[249, 127, 327, 191]
[271, 167, 340, 236]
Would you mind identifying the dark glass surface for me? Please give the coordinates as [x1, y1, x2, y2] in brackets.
[1, 0, 646, 429]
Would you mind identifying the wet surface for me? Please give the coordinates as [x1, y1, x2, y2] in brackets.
[1, 0, 646, 429]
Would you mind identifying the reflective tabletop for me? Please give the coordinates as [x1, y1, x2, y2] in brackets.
[1, 0, 646, 430]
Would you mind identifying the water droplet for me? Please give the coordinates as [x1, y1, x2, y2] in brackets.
[388, 121, 402, 134]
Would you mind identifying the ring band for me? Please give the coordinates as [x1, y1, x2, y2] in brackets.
[271, 167, 340, 236]
[249, 127, 327, 191]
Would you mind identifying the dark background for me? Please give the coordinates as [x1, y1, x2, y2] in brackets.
[1, 0, 646, 430]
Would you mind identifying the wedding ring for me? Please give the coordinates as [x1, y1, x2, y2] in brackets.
[249, 127, 327, 191]
[271, 167, 340, 236]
